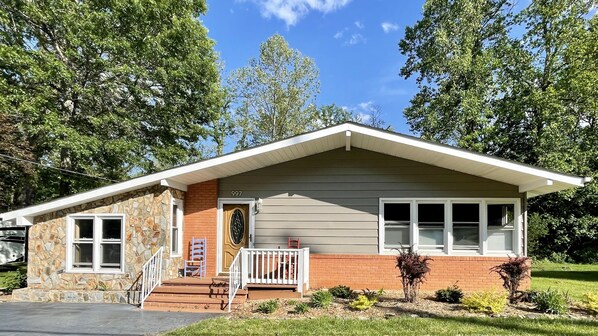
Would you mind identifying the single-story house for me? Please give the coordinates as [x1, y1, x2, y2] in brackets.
[0, 123, 589, 306]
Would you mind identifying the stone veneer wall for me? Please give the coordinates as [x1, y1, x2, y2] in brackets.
[12, 185, 185, 303]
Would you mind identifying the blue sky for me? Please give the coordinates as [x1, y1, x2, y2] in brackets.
[201, 0, 427, 135]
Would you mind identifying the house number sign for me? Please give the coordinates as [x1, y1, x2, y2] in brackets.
[231, 190, 243, 197]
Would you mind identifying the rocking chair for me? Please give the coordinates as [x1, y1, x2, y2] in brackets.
[184, 237, 206, 277]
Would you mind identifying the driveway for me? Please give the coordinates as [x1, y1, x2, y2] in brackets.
[0, 302, 218, 336]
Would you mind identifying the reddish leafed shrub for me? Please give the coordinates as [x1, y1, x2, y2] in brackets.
[395, 246, 432, 302]
[490, 256, 530, 303]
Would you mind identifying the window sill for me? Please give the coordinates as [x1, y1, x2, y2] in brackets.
[65, 270, 125, 275]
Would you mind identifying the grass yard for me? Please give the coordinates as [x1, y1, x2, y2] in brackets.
[531, 261, 598, 301]
[166, 316, 598, 335]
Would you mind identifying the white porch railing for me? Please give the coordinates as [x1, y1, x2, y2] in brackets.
[140, 247, 163, 309]
[228, 247, 310, 312]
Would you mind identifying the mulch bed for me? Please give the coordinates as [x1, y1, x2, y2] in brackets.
[232, 290, 596, 320]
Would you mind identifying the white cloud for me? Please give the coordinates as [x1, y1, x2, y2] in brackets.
[333, 28, 346, 39]
[354, 20, 364, 29]
[381, 21, 399, 33]
[246, 0, 352, 26]
[348, 33, 365, 45]
[357, 101, 376, 112]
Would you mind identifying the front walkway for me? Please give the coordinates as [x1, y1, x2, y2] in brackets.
[0, 302, 216, 336]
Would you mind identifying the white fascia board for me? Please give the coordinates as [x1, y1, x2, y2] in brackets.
[160, 179, 188, 192]
[0, 124, 350, 221]
[349, 124, 586, 188]
[345, 131, 352, 151]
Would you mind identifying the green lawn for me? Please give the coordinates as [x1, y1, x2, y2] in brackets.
[166, 316, 598, 335]
[531, 261, 598, 301]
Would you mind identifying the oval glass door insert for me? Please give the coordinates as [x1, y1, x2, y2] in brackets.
[230, 209, 245, 245]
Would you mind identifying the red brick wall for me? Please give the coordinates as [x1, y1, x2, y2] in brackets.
[184, 180, 218, 277]
[310, 254, 530, 291]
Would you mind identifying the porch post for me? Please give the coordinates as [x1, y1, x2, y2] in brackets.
[303, 248, 310, 291]
[241, 249, 249, 288]
[297, 250, 304, 296]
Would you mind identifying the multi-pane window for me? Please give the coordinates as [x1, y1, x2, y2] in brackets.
[170, 199, 184, 257]
[383, 203, 410, 248]
[487, 204, 515, 252]
[452, 203, 480, 250]
[69, 215, 124, 272]
[417, 203, 445, 250]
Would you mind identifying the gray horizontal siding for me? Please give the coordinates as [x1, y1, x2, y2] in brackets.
[219, 148, 520, 254]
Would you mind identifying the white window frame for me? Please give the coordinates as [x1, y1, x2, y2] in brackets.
[170, 198, 184, 257]
[379, 198, 521, 256]
[66, 214, 125, 274]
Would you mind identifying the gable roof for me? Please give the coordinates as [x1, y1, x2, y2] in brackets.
[1, 122, 588, 225]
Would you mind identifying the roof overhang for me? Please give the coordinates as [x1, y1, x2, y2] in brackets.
[0, 123, 588, 225]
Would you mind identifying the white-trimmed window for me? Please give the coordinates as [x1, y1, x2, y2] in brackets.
[379, 198, 520, 256]
[170, 199, 184, 257]
[67, 214, 124, 273]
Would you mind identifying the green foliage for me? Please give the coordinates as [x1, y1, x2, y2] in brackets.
[349, 294, 377, 311]
[400, 0, 598, 263]
[256, 300, 279, 314]
[532, 289, 569, 315]
[435, 284, 464, 303]
[310, 290, 333, 308]
[329, 285, 354, 299]
[293, 302, 309, 314]
[228, 34, 320, 148]
[581, 292, 598, 314]
[0, 269, 26, 292]
[490, 257, 531, 303]
[462, 290, 508, 315]
[531, 261, 598, 301]
[395, 246, 432, 302]
[361, 288, 385, 302]
[286, 299, 298, 306]
[0, 0, 221, 209]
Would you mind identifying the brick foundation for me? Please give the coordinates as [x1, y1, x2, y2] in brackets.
[184, 180, 218, 277]
[310, 254, 530, 291]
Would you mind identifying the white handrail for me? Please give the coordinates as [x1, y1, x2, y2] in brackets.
[228, 248, 243, 312]
[140, 247, 163, 309]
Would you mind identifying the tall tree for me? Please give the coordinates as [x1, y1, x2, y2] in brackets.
[0, 0, 221, 204]
[400, 0, 597, 262]
[228, 34, 320, 148]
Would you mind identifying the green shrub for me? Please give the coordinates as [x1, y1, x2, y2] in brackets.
[462, 290, 508, 315]
[361, 288, 385, 302]
[532, 289, 569, 315]
[0, 269, 26, 292]
[349, 294, 377, 311]
[294, 302, 309, 314]
[256, 300, 279, 314]
[310, 290, 333, 308]
[286, 299, 298, 306]
[435, 284, 464, 303]
[490, 257, 530, 303]
[329, 285, 354, 299]
[582, 292, 598, 314]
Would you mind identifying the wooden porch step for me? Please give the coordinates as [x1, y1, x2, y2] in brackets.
[247, 284, 297, 289]
[143, 302, 240, 313]
[145, 295, 246, 305]
[161, 277, 229, 286]
[151, 285, 248, 296]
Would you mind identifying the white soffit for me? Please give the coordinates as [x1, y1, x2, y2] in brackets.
[0, 123, 586, 223]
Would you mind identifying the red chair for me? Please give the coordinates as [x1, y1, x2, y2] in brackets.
[288, 237, 300, 249]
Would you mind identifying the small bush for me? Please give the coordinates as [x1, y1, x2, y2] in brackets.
[361, 288, 385, 302]
[395, 246, 432, 302]
[582, 292, 598, 314]
[349, 294, 377, 311]
[490, 257, 530, 303]
[310, 290, 333, 308]
[435, 284, 464, 303]
[0, 270, 26, 293]
[294, 302, 309, 314]
[256, 300, 279, 314]
[329, 285, 354, 299]
[462, 290, 508, 315]
[532, 289, 569, 315]
[286, 299, 298, 306]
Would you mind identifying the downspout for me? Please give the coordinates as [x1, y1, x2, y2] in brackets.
[522, 192, 528, 257]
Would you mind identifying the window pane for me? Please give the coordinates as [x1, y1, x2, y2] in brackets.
[418, 204, 444, 225]
[488, 230, 513, 251]
[452, 204, 479, 223]
[454, 227, 479, 247]
[74, 219, 94, 239]
[419, 229, 443, 246]
[171, 227, 179, 253]
[488, 204, 515, 227]
[101, 243, 121, 268]
[102, 219, 122, 240]
[384, 203, 410, 222]
[385, 226, 409, 247]
[172, 204, 178, 228]
[73, 243, 93, 268]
